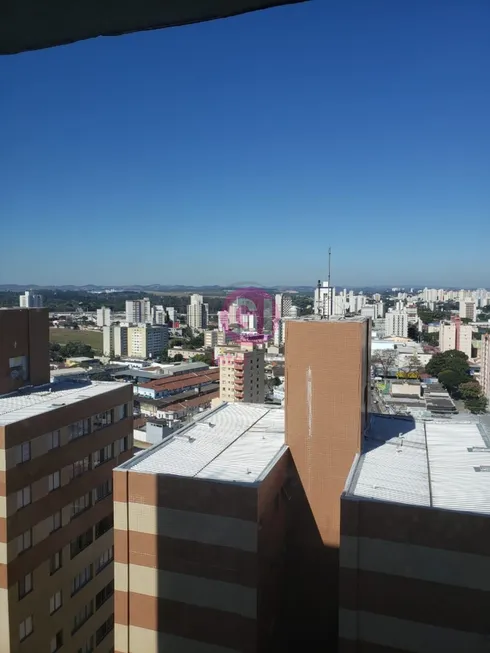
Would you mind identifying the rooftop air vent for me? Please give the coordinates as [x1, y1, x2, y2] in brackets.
[51, 403, 66, 407]
[474, 466, 490, 472]
[468, 447, 490, 453]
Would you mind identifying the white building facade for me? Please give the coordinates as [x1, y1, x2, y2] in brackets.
[19, 291, 43, 308]
[96, 306, 112, 327]
[186, 294, 208, 331]
[385, 310, 408, 338]
[125, 298, 151, 324]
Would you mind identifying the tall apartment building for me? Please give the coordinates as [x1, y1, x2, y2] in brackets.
[103, 325, 129, 358]
[186, 294, 208, 331]
[96, 307, 112, 328]
[127, 325, 168, 360]
[203, 329, 226, 348]
[218, 346, 265, 403]
[166, 307, 176, 323]
[0, 307, 50, 396]
[113, 403, 287, 653]
[480, 334, 490, 402]
[275, 293, 293, 318]
[340, 415, 490, 652]
[0, 308, 134, 653]
[459, 298, 477, 321]
[19, 291, 43, 308]
[439, 319, 473, 358]
[284, 316, 371, 647]
[150, 305, 166, 325]
[385, 309, 408, 338]
[125, 299, 151, 325]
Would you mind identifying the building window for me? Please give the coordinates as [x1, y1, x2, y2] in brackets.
[70, 419, 90, 441]
[17, 485, 31, 509]
[72, 564, 93, 595]
[72, 600, 93, 635]
[50, 630, 63, 653]
[95, 580, 114, 610]
[17, 529, 32, 554]
[49, 590, 62, 614]
[48, 471, 61, 492]
[77, 636, 94, 653]
[95, 546, 114, 575]
[70, 528, 93, 559]
[51, 511, 62, 533]
[123, 403, 129, 418]
[17, 441, 31, 464]
[18, 572, 33, 599]
[92, 410, 113, 431]
[92, 443, 114, 468]
[71, 493, 92, 519]
[95, 480, 112, 503]
[71, 456, 90, 480]
[95, 515, 113, 540]
[95, 615, 114, 646]
[50, 550, 62, 575]
[19, 616, 33, 642]
[48, 430, 61, 450]
[119, 436, 129, 453]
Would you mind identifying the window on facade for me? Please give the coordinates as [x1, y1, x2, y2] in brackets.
[51, 511, 62, 533]
[123, 403, 129, 418]
[72, 601, 93, 635]
[48, 430, 61, 450]
[70, 419, 91, 441]
[71, 493, 92, 519]
[17, 441, 31, 464]
[19, 616, 33, 641]
[18, 572, 33, 599]
[50, 630, 63, 653]
[71, 456, 90, 480]
[119, 436, 129, 453]
[50, 550, 62, 575]
[95, 580, 114, 610]
[92, 410, 113, 431]
[70, 528, 93, 559]
[95, 480, 112, 503]
[72, 564, 93, 595]
[17, 529, 32, 554]
[92, 444, 114, 468]
[48, 471, 61, 492]
[17, 485, 31, 509]
[95, 546, 114, 574]
[95, 515, 113, 540]
[95, 615, 114, 646]
[77, 636, 94, 653]
[49, 590, 62, 614]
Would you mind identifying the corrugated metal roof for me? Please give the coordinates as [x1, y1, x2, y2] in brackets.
[124, 402, 285, 484]
[348, 415, 490, 516]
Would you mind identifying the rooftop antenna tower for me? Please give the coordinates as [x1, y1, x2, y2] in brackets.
[327, 247, 333, 320]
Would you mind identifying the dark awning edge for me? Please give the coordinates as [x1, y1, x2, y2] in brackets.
[1, 0, 308, 55]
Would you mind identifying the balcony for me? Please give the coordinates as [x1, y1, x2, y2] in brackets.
[235, 370, 244, 378]
[235, 390, 244, 399]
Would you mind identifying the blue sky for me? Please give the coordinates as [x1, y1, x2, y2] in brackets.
[1, 0, 489, 288]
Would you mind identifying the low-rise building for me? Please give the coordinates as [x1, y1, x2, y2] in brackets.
[135, 368, 220, 401]
[204, 329, 226, 348]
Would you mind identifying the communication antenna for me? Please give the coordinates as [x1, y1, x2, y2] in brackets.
[328, 247, 333, 319]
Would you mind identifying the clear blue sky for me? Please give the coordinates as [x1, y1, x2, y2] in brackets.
[1, 0, 489, 288]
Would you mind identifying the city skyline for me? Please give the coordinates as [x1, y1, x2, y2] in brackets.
[1, 0, 489, 287]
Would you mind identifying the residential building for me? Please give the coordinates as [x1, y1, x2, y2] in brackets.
[218, 345, 265, 403]
[103, 325, 129, 358]
[113, 403, 287, 653]
[275, 293, 293, 318]
[19, 290, 43, 308]
[459, 298, 477, 321]
[96, 307, 112, 327]
[166, 307, 176, 323]
[186, 294, 208, 331]
[284, 316, 370, 647]
[151, 305, 169, 326]
[0, 307, 50, 396]
[439, 319, 473, 358]
[480, 334, 490, 402]
[127, 325, 168, 360]
[360, 302, 384, 320]
[340, 414, 490, 652]
[204, 329, 226, 348]
[125, 299, 151, 325]
[385, 309, 408, 338]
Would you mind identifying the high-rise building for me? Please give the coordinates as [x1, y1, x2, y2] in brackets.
[218, 345, 265, 403]
[166, 307, 176, 323]
[96, 307, 112, 327]
[385, 309, 408, 338]
[113, 403, 286, 653]
[151, 305, 166, 325]
[439, 319, 473, 358]
[127, 325, 168, 359]
[275, 293, 293, 318]
[0, 307, 50, 396]
[125, 299, 151, 325]
[480, 334, 490, 402]
[19, 291, 43, 308]
[203, 329, 226, 348]
[459, 298, 477, 322]
[0, 308, 134, 653]
[103, 325, 129, 358]
[340, 415, 490, 652]
[284, 316, 371, 647]
[186, 294, 208, 331]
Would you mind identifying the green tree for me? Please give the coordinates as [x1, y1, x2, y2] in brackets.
[192, 351, 215, 366]
[421, 332, 439, 347]
[62, 342, 94, 358]
[465, 395, 488, 414]
[157, 349, 169, 363]
[425, 350, 469, 378]
[438, 370, 465, 393]
[459, 381, 483, 400]
[173, 354, 184, 362]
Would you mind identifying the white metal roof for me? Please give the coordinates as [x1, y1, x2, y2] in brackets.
[0, 381, 125, 425]
[348, 415, 490, 515]
[125, 403, 286, 485]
